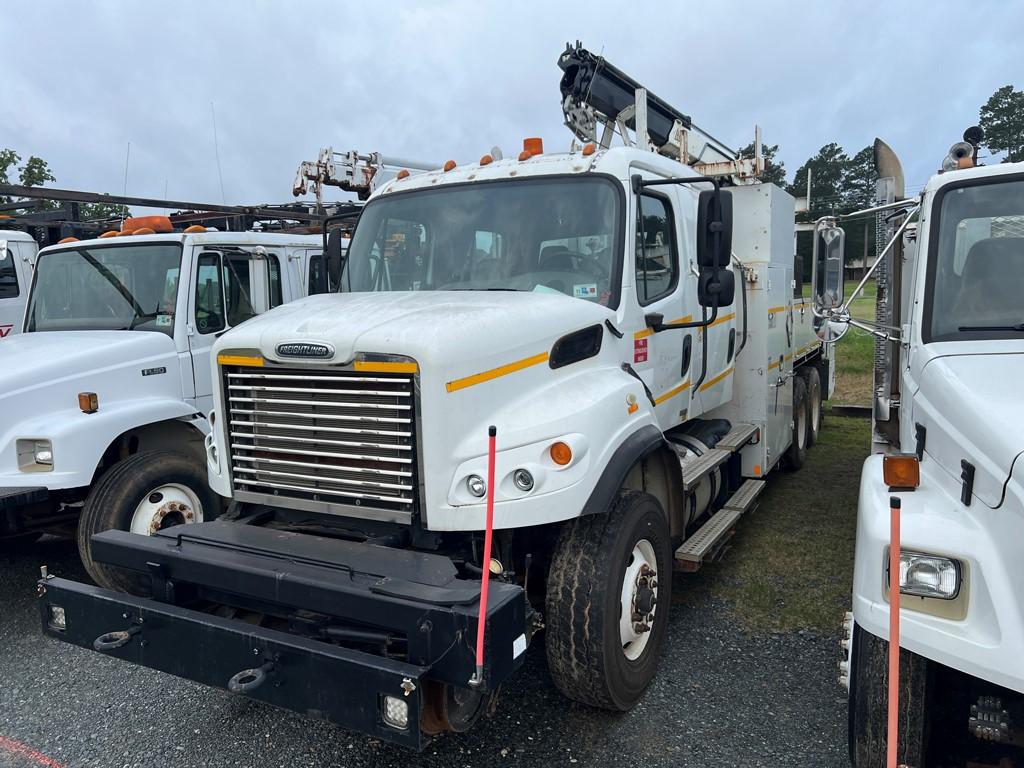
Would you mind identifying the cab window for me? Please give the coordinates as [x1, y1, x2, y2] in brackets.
[635, 194, 678, 305]
[194, 250, 283, 334]
[0, 248, 18, 299]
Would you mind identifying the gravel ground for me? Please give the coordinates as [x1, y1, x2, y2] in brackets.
[0, 536, 849, 768]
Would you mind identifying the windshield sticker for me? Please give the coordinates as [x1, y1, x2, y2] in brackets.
[573, 283, 598, 299]
[155, 314, 173, 327]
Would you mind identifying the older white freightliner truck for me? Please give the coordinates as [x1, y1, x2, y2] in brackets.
[0, 220, 325, 574]
[39, 45, 835, 748]
[826, 132, 1024, 766]
[0, 229, 38, 340]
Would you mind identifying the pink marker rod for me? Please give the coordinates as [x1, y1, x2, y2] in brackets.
[887, 496, 901, 768]
[470, 425, 497, 687]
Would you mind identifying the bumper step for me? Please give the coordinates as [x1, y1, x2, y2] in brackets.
[715, 422, 760, 451]
[674, 479, 766, 570]
[678, 448, 731, 491]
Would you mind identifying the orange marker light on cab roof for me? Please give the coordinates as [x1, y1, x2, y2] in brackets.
[883, 454, 920, 490]
[582, 142, 597, 157]
[132, 227, 155, 236]
[183, 225, 206, 233]
[479, 154, 493, 166]
[443, 160, 457, 172]
[98, 231, 118, 238]
[396, 169, 410, 180]
[550, 441, 572, 466]
[116, 229, 137, 236]
[123, 215, 173, 234]
[57, 237, 79, 244]
[523, 137, 543, 156]
[518, 150, 532, 161]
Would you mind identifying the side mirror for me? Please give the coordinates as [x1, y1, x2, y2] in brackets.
[812, 225, 846, 310]
[696, 189, 733, 267]
[698, 267, 735, 308]
[325, 228, 346, 291]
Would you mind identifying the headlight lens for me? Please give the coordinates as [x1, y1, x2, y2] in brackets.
[17, 439, 53, 472]
[48, 605, 66, 630]
[512, 468, 534, 492]
[897, 551, 961, 599]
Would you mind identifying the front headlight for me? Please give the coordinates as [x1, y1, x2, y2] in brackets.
[17, 439, 53, 472]
[896, 551, 961, 599]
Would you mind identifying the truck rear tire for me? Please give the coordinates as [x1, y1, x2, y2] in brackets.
[849, 623, 930, 767]
[800, 366, 822, 447]
[785, 375, 809, 470]
[545, 490, 672, 711]
[78, 450, 214, 593]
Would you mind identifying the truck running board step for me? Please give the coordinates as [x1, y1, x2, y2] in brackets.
[674, 479, 766, 568]
[679, 448, 731, 491]
[715, 422, 760, 451]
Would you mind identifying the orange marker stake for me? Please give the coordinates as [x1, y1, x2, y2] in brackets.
[470, 425, 497, 688]
[887, 496, 901, 768]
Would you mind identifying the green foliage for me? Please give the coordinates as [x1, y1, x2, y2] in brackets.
[738, 141, 786, 186]
[979, 85, 1024, 162]
[19, 155, 56, 188]
[81, 201, 130, 221]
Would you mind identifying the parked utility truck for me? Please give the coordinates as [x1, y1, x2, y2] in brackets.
[39, 45, 835, 748]
[0, 229, 38, 340]
[825, 131, 1024, 766]
[0, 218, 324, 577]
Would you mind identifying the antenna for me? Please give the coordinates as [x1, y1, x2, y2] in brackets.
[211, 101, 227, 204]
[121, 142, 130, 225]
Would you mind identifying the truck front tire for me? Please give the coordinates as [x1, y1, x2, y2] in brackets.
[78, 450, 215, 593]
[545, 490, 672, 711]
[800, 366, 822, 447]
[849, 623, 929, 767]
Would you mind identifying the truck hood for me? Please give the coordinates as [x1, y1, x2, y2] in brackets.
[914, 352, 1024, 508]
[0, 331, 181, 401]
[218, 291, 615, 378]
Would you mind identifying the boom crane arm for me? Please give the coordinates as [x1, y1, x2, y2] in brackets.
[293, 149, 440, 205]
[557, 42, 763, 183]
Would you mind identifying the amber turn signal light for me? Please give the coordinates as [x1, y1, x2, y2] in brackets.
[883, 454, 920, 490]
[550, 441, 572, 466]
[78, 392, 99, 414]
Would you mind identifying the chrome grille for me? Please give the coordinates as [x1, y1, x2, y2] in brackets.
[224, 366, 417, 515]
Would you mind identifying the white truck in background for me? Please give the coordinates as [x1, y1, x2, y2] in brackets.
[0, 230, 38, 339]
[824, 130, 1024, 766]
[40, 44, 835, 749]
[0, 219, 324, 581]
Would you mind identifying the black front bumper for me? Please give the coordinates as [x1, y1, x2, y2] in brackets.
[39, 521, 528, 749]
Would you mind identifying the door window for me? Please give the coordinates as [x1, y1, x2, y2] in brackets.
[636, 194, 678, 305]
[0, 248, 18, 299]
[194, 250, 283, 334]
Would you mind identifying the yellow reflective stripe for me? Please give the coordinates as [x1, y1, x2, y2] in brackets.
[785, 353, 794, 361]
[768, 305, 787, 315]
[706, 312, 736, 329]
[768, 359, 781, 370]
[633, 314, 693, 340]
[446, 352, 549, 393]
[354, 360, 418, 374]
[654, 379, 690, 405]
[699, 366, 734, 392]
[217, 354, 263, 367]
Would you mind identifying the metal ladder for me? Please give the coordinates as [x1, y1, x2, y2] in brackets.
[672, 422, 765, 571]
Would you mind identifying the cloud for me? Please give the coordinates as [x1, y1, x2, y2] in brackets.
[2, 0, 1022, 206]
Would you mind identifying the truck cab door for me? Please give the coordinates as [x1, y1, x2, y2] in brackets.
[0, 240, 24, 339]
[185, 248, 285, 413]
[631, 186, 690, 426]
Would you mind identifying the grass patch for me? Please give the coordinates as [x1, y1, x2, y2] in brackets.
[832, 279, 877, 405]
[677, 414, 869, 632]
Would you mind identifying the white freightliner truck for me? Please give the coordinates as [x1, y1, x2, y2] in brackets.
[0, 229, 39, 339]
[39, 45, 836, 748]
[828, 131, 1024, 766]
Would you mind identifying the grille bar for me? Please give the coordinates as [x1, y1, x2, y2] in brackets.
[224, 365, 418, 517]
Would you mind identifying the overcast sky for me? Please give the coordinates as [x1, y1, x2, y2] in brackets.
[3, 1, 1022, 208]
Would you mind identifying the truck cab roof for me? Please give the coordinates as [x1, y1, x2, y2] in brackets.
[0, 229, 40, 243]
[37, 230, 321, 256]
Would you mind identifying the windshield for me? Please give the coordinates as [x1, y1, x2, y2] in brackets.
[927, 177, 1024, 341]
[25, 243, 182, 335]
[342, 177, 623, 306]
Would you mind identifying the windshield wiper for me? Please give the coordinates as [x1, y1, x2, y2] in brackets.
[958, 323, 1024, 332]
[128, 311, 159, 330]
[447, 287, 521, 291]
